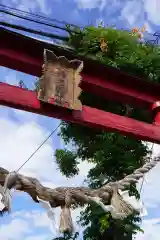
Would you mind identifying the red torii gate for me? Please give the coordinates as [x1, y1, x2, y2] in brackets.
[1, 27, 160, 143]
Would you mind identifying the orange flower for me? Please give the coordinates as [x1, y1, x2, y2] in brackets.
[141, 25, 146, 33]
[100, 38, 108, 52]
[132, 27, 139, 33]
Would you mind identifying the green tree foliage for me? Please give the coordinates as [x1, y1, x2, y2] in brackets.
[53, 25, 160, 239]
[67, 24, 160, 82]
[53, 232, 79, 240]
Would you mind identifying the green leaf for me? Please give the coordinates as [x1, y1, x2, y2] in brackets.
[55, 149, 79, 178]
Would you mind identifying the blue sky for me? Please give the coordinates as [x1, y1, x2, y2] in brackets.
[0, 0, 160, 239]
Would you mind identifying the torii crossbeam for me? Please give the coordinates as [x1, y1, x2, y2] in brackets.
[1, 27, 160, 143]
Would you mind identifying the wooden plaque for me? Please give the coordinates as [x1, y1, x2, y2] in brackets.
[37, 49, 83, 110]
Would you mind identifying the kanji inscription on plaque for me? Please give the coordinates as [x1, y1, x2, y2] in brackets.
[37, 49, 83, 111]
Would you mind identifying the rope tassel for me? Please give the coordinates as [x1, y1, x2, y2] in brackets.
[0, 171, 18, 215]
[91, 186, 147, 220]
[59, 206, 73, 233]
[109, 185, 134, 219]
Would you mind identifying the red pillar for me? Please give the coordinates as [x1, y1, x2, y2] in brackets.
[152, 101, 160, 125]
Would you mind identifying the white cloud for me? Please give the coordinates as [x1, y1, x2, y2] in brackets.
[136, 218, 160, 240]
[121, 0, 159, 27]
[1, 207, 81, 240]
[0, 117, 54, 181]
[75, 0, 159, 28]
[25, 236, 49, 240]
[23, 210, 59, 236]
[18, 0, 51, 15]
[2, 0, 51, 15]
[0, 218, 31, 240]
[13, 109, 39, 123]
[134, 144, 160, 240]
[121, 0, 144, 27]
[144, 0, 160, 25]
[74, 0, 106, 10]
[138, 144, 160, 209]
[140, 163, 160, 208]
[0, 209, 57, 239]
